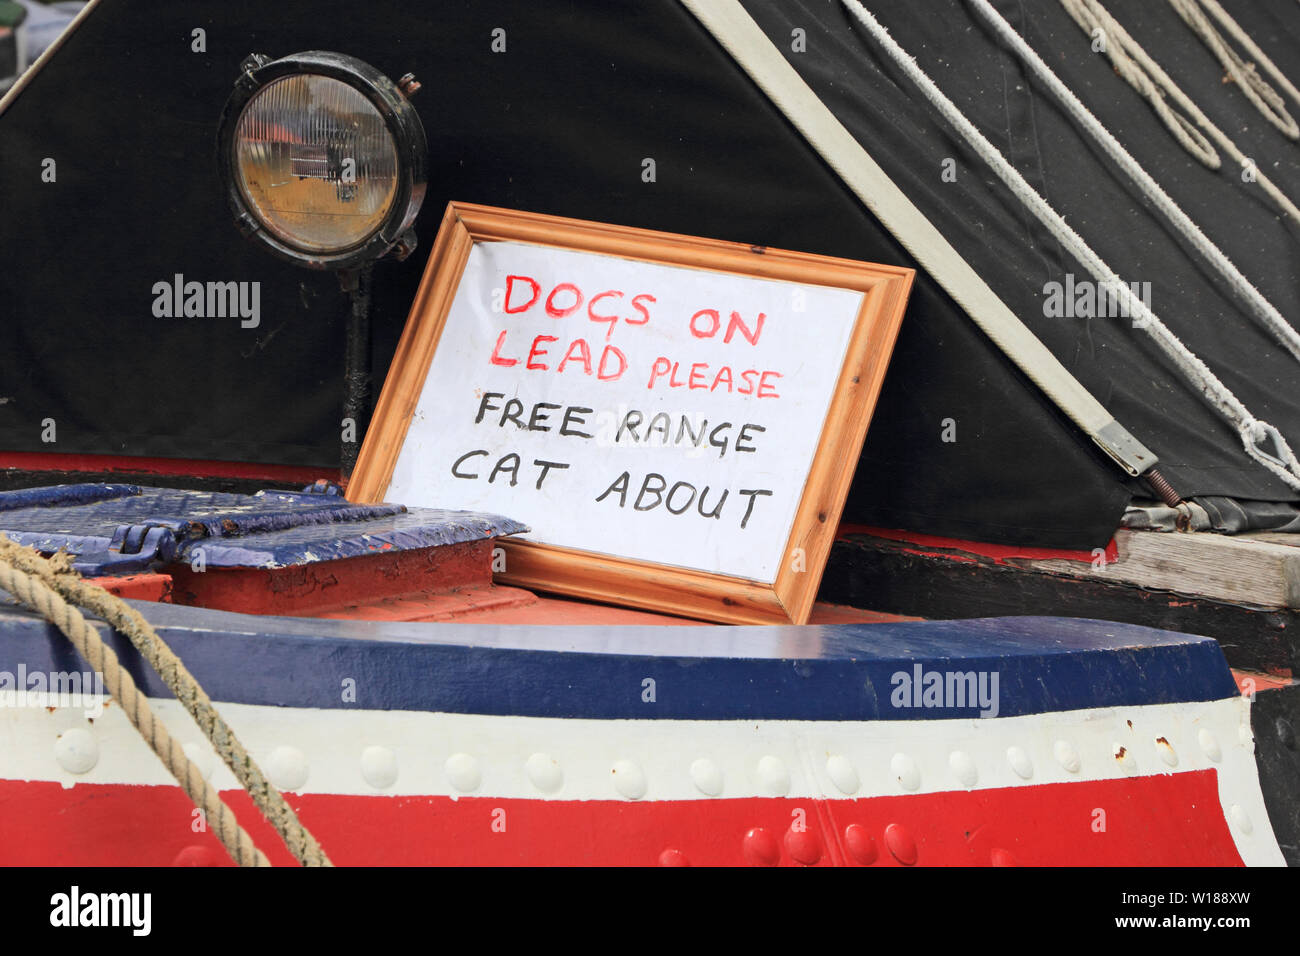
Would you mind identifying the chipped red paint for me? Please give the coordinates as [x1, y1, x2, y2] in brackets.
[0, 451, 330, 485]
[1232, 670, 1293, 694]
[892, 547, 979, 565]
[0, 772, 1243, 866]
[83, 573, 173, 603]
[85, 563, 917, 626]
[166, 540, 495, 616]
[837, 524, 1117, 566]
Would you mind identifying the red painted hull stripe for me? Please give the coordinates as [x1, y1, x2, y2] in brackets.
[0, 771, 1241, 866]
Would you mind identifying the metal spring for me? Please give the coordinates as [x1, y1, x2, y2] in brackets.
[1144, 467, 1185, 508]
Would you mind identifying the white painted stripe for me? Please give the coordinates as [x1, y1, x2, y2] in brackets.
[0, 692, 1282, 865]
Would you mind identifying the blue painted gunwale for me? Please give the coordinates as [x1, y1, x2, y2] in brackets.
[0, 599, 1239, 721]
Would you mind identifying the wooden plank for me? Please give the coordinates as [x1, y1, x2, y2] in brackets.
[1241, 532, 1300, 549]
[1024, 529, 1300, 610]
[821, 532, 1299, 676]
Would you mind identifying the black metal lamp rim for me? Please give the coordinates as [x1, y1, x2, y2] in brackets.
[215, 50, 428, 272]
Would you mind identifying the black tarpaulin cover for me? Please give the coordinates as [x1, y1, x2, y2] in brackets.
[0, 0, 1297, 548]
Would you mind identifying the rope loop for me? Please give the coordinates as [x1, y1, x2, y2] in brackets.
[842, 0, 1300, 494]
[1168, 0, 1300, 140]
[1058, 0, 1300, 219]
[1235, 420, 1300, 491]
[1063, 0, 1223, 168]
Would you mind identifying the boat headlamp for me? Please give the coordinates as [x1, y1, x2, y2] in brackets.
[217, 51, 427, 270]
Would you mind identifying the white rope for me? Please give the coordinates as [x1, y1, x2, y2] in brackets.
[676, 0, 1160, 482]
[840, 0, 1300, 491]
[1061, 0, 1220, 168]
[1196, 0, 1300, 107]
[968, 0, 1300, 365]
[1057, 0, 1300, 222]
[1168, 0, 1300, 140]
[1197, 0, 1300, 110]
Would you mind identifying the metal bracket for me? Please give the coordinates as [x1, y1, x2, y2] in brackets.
[237, 52, 272, 90]
[1250, 422, 1292, 470]
[390, 228, 418, 262]
[1092, 421, 1158, 477]
[302, 479, 344, 496]
[72, 524, 179, 575]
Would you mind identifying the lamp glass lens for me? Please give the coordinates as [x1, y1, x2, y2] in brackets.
[234, 74, 398, 253]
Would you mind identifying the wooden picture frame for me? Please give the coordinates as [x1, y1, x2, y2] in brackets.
[348, 202, 913, 624]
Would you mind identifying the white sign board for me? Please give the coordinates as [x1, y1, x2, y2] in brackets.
[351, 204, 912, 623]
[387, 240, 862, 585]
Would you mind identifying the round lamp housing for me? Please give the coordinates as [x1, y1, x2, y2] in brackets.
[217, 51, 427, 271]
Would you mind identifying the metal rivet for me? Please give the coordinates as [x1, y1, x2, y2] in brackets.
[54, 728, 97, 774]
[182, 742, 215, 781]
[1198, 728, 1222, 762]
[397, 73, 422, 98]
[1155, 736, 1178, 768]
[1229, 804, 1253, 835]
[658, 848, 689, 867]
[891, 752, 921, 791]
[360, 745, 398, 789]
[266, 745, 309, 792]
[756, 755, 791, 796]
[743, 827, 781, 866]
[525, 752, 563, 794]
[843, 824, 878, 865]
[1053, 739, 1081, 774]
[445, 752, 481, 792]
[171, 845, 220, 867]
[884, 823, 918, 865]
[949, 750, 978, 787]
[1006, 745, 1033, 779]
[826, 754, 860, 795]
[612, 759, 647, 799]
[785, 826, 823, 865]
[689, 758, 724, 797]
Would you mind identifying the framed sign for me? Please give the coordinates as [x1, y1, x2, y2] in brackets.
[348, 202, 912, 623]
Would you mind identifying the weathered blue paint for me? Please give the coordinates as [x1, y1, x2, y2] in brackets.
[0, 599, 1239, 720]
[0, 483, 142, 512]
[0, 485, 527, 572]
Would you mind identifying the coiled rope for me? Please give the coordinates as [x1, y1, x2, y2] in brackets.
[1062, 0, 1220, 168]
[1059, 0, 1300, 220]
[970, 0, 1300, 364]
[1193, 0, 1300, 112]
[0, 534, 333, 867]
[841, 0, 1300, 492]
[1168, 0, 1300, 140]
